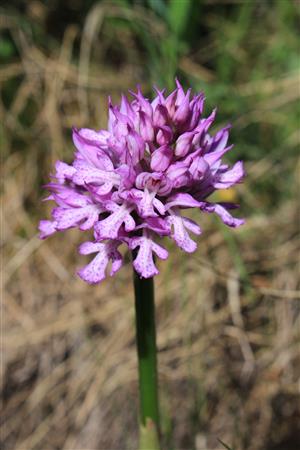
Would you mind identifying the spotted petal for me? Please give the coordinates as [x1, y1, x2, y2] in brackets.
[129, 235, 168, 278]
[94, 203, 135, 239]
[38, 220, 57, 239]
[213, 161, 245, 189]
[78, 241, 123, 284]
[167, 211, 201, 252]
[52, 204, 101, 231]
[200, 202, 245, 227]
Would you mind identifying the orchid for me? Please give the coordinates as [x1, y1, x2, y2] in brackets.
[39, 81, 245, 284]
[39, 80, 245, 449]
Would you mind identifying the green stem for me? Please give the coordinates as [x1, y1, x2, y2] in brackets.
[133, 269, 160, 447]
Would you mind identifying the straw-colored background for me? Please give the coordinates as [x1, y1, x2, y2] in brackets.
[2, 1, 299, 449]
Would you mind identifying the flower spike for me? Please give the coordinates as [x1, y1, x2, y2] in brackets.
[39, 81, 245, 283]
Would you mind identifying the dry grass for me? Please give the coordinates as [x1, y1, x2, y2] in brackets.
[1, 3, 300, 450]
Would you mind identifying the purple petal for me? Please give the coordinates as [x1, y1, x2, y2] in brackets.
[135, 189, 158, 218]
[165, 193, 201, 210]
[72, 162, 120, 192]
[125, 128, 145, 165]
[214, 204, 245, 227]
[166, 163, 191, 189]
[151, 241, 169, 260]
[122, 188, 165, 218]
[173, 89, 191, 125]
[150, 145, 173, 172]
[153, 198, 165, 215]
[52, 204, 100, 231]
[213, 161, 245, 189]
[167, 212, 200, 253]
[193, 109, 216, 147]
[115, 164, 136, 189]
[174, 131, 195, 157]
[130, 235, 168, 278]
[165, 90, 177, 117]
[135, 172, 164, 190]
[74, 129, 114, 169]
[55, 161, 76, 183]
[189, 157, 209, 179]
[77, 128, 110, 149]
[38, 220, 57, 239]
[189, 94, 205, 129]
[175, 78, 185, 103]
[94, 204, 135, 239]
[153, 104, 168, 127]
[208, 126, 230, 154]
[204, 145, 233, 166]
[139, 217, 171, 236]
[139, 111, 154, 142]
[120, 95, 135, 120]
[78, 241, 123, 284]
[131, 86, 153, 117]
[44, 184, 86, 208]
[201, 202, 245, 227]
[182, 217, 201, 235]
[79, 241, 103, 255]
[156, 126, 173, 146]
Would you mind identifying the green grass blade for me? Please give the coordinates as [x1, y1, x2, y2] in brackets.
[167, 0, 194, 37]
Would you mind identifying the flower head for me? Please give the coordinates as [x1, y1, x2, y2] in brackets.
[39, 81, 245, 283]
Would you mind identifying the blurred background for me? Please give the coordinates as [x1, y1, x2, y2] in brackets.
[1, 0, 299, 449]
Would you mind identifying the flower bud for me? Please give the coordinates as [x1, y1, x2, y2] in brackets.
[156, 126, 173, 146]
[139, 111, 154, 142]
[165, 90, 177, 117]
[189, 157, 209, 179]
[150, 145, 173, 172]
[174, 131, 195, 157]
[173, 89, 191, 126]
[153, 104, 168, 127]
